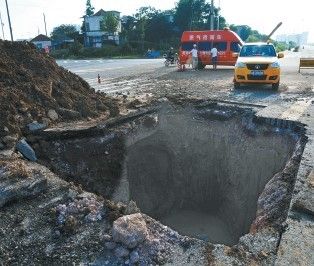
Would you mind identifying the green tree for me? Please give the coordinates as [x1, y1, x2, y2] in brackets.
[85, 0, 95, 16]
[145, 11, 175, 44]
[249, 30, 267, 42]
[81, 0, 95, 41]
[51, 24, 80, 40]
[229, 24, 269, 42]
[101, 12, 119, 35]
[135, 6, 158, 20]
[273, 41, 287, 52]
[229, 25, 252, 41]
[216, 16, 227, 30]
[288, 41, 297, 50]
[174, 0, 208, 31]
[69, 41, 83, 55]
[121, 15, 136, 41]
[133, 7, 158, 51]
[214, 7, 227, 30]
[246, 35, 260, 42]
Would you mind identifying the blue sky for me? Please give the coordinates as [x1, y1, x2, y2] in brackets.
[0, 0, 312, 42]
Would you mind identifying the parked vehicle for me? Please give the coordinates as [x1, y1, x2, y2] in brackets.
[164, 53, 179, 67]
[178, 28, 244, 69]
[233, 42, 284, 90]
[146, 50, 161, 58]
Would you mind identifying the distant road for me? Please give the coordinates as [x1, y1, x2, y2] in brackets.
[57, 58, 165, 81]
[281, 45, 314, 72]
[57, 46, 314, 95]
[57, 46, 314, 80]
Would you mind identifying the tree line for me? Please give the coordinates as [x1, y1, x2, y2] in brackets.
[50, 0, 292, 58]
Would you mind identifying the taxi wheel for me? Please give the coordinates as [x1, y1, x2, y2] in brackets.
[272, 82, 279, 90]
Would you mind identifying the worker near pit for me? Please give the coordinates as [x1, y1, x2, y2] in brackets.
[190, 44, 198, 70]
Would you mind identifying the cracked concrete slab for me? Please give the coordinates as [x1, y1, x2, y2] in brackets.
[275, 217, 314, 266]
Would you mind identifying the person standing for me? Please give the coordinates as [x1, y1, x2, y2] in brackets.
[190, 44, 198, 70]
[211, 44, 218, 70]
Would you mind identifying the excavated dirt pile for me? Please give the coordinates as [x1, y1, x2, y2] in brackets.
[0, 40, 118, 138]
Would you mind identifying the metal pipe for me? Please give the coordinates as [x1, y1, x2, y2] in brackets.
[265, 22, 283, 41]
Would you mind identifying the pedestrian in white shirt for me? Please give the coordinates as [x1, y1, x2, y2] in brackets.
[190, 44, 198, 70]
[210, 44, 218, 70]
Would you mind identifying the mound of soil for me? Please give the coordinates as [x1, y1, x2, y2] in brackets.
[0, 40, 118, 137]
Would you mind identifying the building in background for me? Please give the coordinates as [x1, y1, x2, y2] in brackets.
[30, 34, 51, 51]
[276, 32, 308, 46]
[51, 35, 74, 50]
[83, 9, 121, 48]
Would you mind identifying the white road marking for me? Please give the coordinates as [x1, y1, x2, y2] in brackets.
[84, 77, 154, 94]
[74, 67, 125, 73]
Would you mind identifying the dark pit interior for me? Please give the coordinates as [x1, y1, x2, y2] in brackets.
[34, 105, 302, 246]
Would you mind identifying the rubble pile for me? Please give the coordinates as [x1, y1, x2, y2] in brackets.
[55, 194, 105, 231]
[0, 40, 118, 140]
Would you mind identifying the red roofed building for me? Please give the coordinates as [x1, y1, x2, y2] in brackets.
[30, 34, 52, 51]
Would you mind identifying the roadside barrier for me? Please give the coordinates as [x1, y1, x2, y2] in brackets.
[299, 58, 314, 72]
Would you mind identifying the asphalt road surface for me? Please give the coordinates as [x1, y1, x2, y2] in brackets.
[57, 46, 314, 77]
[57, 46, 314, 120]
[57, 46, 313, 92]
[57, 58, 165, 81]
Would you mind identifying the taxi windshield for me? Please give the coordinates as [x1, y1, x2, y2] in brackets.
[239, 45, 276, 57]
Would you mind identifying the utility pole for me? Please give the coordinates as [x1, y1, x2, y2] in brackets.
[210, 0, 214, 30]
[83, 15, 88, 47]
[217, 15, 219, 30]
[189, 1, 194, 30]
[5, 0, 13, 41]
[217, 0, 220, 30]
[43, 13, 47, 36]
[0, 11, 5, 39]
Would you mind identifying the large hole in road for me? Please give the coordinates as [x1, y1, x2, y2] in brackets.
[33, 104, 304, 246]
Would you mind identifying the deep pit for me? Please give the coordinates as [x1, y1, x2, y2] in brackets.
[33, 104, 303, 246]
